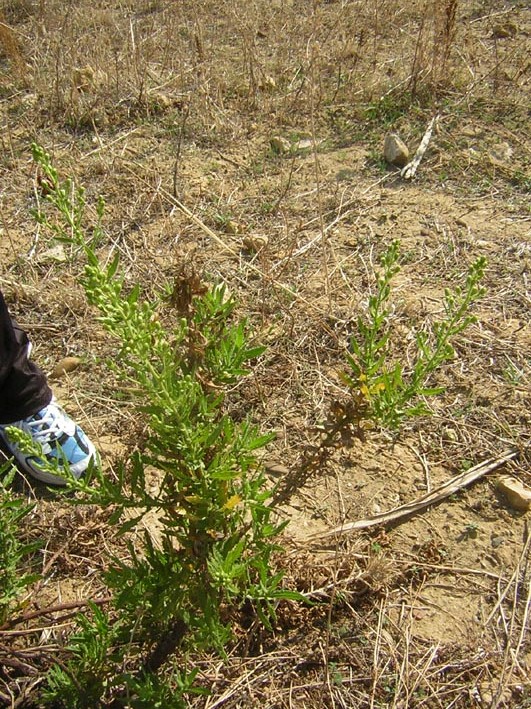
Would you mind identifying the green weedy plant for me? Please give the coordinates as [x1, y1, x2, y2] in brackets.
[31, 144, 301, 707]
[0, 464, 40, 626]
[344, 240, 486, 430]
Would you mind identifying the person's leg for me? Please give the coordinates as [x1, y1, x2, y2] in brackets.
[0, 290, 97, 484]
[0, 290, 52, 424]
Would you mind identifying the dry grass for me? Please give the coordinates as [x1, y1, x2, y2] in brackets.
[0, 0, 530, 706]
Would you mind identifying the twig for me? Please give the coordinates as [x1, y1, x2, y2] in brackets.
[488, 523, 530, 699]
[172, 100, 191, 199]
[0, 596, 112, 631]
[405, 442, 431, 493]
[80, 127, 140, 160]
[401, 114, 439, 180]
[312, 448, 519, 541]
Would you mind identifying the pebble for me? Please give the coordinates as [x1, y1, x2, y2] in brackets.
[443, 427, 458, 443]
[36, 244, 67, 263]
[497, 476, 531, 512]
[384, 133, 409, 168]
[50, 356, 82, 379]
[260, 75, 276, 91]
[264, 462, 289, 478]
[491, 22, 517, 39]
[490, 141, 513, 163]
[243, 235, 268, 252]
[269, 136, 291, 155]
[224, 220, 242, 235]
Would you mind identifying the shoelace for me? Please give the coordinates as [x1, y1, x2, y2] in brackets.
[22, 406, 65, 444]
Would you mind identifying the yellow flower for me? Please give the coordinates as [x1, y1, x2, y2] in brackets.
[223, 494, 241, 511]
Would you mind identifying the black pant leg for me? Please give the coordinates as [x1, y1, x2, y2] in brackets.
[0, 290, 52, 424]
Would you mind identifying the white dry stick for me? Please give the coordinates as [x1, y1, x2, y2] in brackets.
[401, 114, 439, 180]
[311, 447, 519, 541]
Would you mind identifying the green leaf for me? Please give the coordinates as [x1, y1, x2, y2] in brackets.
[117, 513, 145, 535]
[417, 386, 445, 396]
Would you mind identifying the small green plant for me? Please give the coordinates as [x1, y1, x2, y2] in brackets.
[31, 144, 301, 706]
[343, 240, 486, 429]
[459, 522, 479, 541]
[41, 604, 116, 707]
[363, 94, 414, 126]
[502, 355, 527, 386]
[0, 464, 40, 626]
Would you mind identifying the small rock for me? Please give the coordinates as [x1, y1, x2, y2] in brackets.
[443, 427, 458, 443]
[491, 535, 504, 548]
[260, 75, 276, 91]
[149, 92, 172, 111]
[491, 22, 517, 39]
[50, 356, 82, 379]
[36, 244, 67, 263]
[497, 476, 531, 512]
[384, 133, 409, 168]
[224, 220, 242, 235]
[264, 462, 288, 477]
[295, 138, 315, 150]
[243, 235, 268, 252]
[490, 141, 513, 163]
[269, 136, 291, 155]
[478, 680, 512, 706]
[72, 65, 95, 93]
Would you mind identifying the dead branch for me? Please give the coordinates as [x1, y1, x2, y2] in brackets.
[311, 447, 519, 541]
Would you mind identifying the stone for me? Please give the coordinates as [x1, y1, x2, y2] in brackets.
[497, 476, 531, 511]
[269, 136, 291, 155]
[491, 22, 517, 39]
[443, 427, 458, 443]
[260, 75, 276, 91]
[478, 681, 512, 706]
[243, 235, 268, 252]
[491, 535, 504, 548]
[37, 244, 67, 263]
[384, 133, 409, 168]
[224, 220, 242, 235]
[490, 141, 513, 163]
[50, 356, 82, 379]
[264, 462, 289, 477]
[72, 65, 95, 93]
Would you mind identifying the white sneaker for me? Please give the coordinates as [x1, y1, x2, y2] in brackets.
[0, 400, 97, 485]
